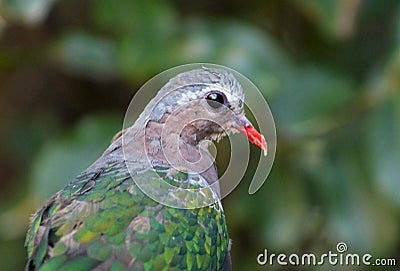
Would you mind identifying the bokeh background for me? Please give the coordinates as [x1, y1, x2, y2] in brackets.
[0, 0, 399, 270]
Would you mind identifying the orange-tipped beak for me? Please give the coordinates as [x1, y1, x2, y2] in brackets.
[236, 115, 267, 156]
[243, 125, 267, 156]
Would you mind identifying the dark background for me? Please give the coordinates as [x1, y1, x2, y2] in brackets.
[0, 0, 399, 270]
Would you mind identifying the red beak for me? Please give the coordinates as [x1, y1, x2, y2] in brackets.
[236, 115, 267, 156]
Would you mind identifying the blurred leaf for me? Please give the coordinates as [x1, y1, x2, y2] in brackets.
[271, 65, 354, 135]
[367, 92, 400, 207]
[0, 237, 25, 270]
[31, 114, 121, 202]
[91, 0, 178, 78]
[54, 32, 118, 79]
[0, 15, 5, 34]
[263, 174, 309, 250]
[291, 0, 361, 39]
[397, 4, 400, 44]
[92, 0, 176, 37]
[293, 0, 337, 31]
[364, 42, 400, 208]
[0, 0, 57, 24]
[311, 133, 399, 254]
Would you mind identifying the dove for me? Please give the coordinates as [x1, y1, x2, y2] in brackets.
[25, 67, 267, 271]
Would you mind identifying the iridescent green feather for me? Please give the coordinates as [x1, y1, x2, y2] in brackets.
[25, 160, 229, 270]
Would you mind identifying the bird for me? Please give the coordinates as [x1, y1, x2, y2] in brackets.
[25, 67, 267, 271]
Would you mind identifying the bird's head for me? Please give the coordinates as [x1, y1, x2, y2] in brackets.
[141, 67, 267, 156]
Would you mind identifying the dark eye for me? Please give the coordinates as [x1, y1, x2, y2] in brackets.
[205, 91, 226, 108]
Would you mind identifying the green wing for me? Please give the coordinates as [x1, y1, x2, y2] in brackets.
[25, 160, 230, 271]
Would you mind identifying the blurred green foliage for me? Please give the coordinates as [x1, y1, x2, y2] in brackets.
[0, 0, 399, 270]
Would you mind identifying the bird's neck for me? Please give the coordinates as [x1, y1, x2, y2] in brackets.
[143, 120, 203, 164]
[144, 119, 217, 181]
[98, 118, 219, 187]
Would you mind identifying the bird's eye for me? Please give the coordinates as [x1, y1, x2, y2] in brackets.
[205, 91, 226, 109]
